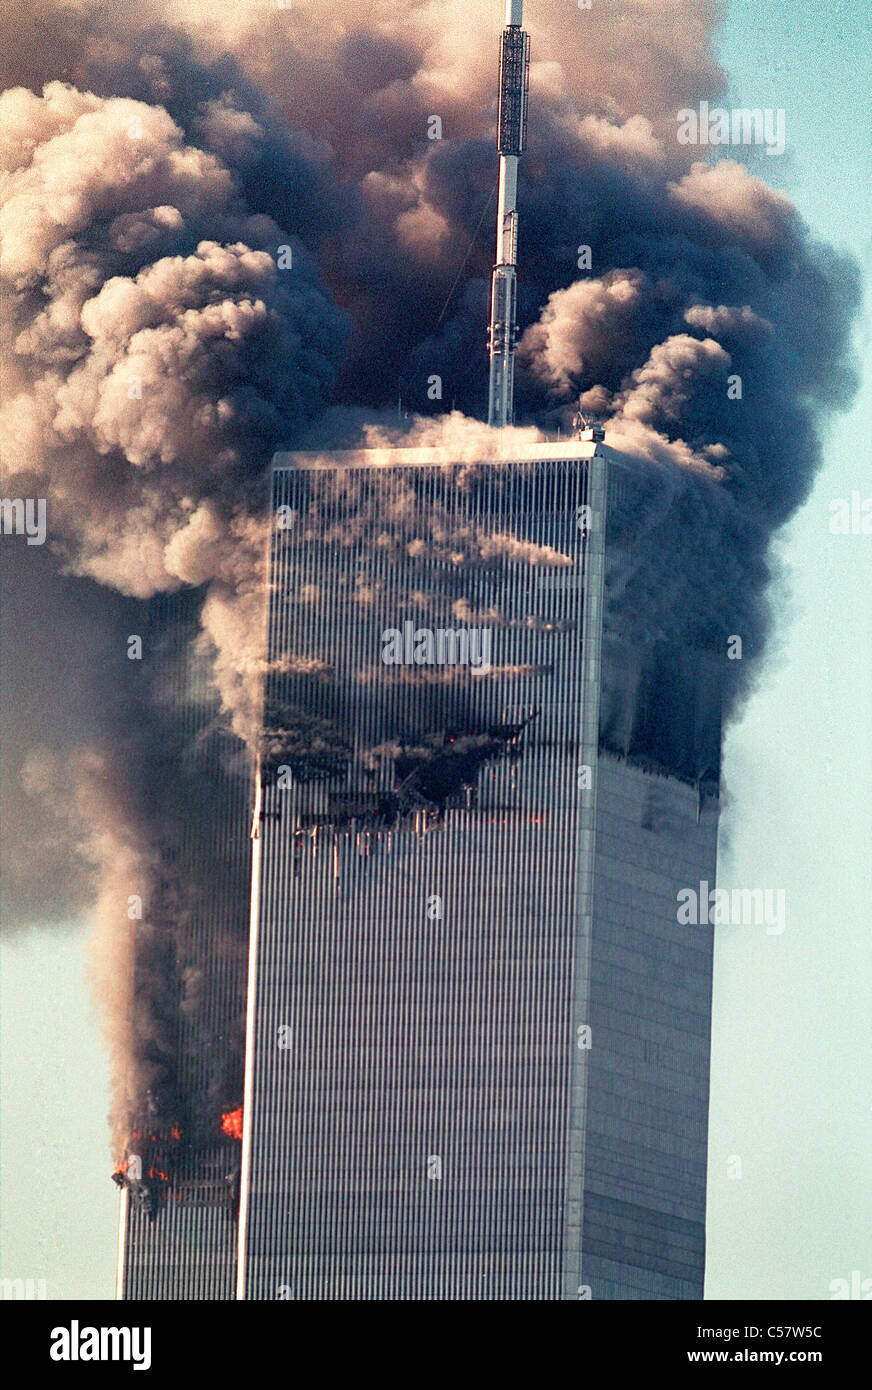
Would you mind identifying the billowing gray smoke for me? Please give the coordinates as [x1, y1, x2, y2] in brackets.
[0, 0, 860, 1152]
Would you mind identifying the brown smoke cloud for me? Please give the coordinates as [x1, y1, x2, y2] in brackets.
[0, 0, 860, 1148]
[20, 740, 181, 1153]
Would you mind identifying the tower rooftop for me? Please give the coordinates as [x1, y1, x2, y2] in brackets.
[272, 438, 611, 471]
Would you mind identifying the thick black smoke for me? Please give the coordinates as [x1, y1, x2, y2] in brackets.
[0, 0, 861, 1152]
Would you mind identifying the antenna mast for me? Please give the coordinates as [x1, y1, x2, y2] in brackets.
[488, 0, 530, 429]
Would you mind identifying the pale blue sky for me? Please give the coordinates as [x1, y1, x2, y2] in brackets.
[1, 0, 870, 1298]
[704, 0, 872, 1298]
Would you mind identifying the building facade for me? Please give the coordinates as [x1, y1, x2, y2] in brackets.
[117, 594, 252, 1299]
[233, 438, 719, 1299]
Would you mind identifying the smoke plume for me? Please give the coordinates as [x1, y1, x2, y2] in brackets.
[1, 0, 860, 1150]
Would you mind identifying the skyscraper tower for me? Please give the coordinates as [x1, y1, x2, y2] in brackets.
[114, 595, 252, 1300]
[118, 2, 722, 1301]
[488, 0, 530, 428]
[236, 436, 720, 1300]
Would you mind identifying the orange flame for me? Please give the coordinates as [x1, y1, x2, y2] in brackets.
[221, 1106, 244, 1140]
